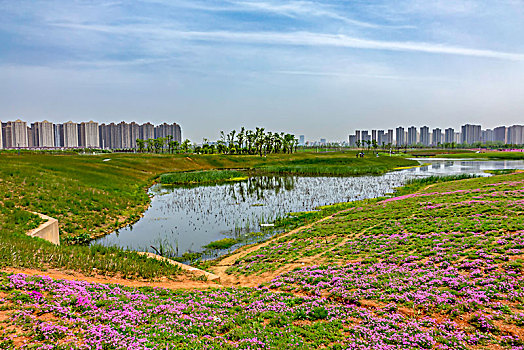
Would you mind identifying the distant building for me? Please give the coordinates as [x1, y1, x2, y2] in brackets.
[140, 122, 155, 140]
[432, 128, 442, 146]
[299, 135, 305, 146]
[494, 126, 507, 143]
[348, 135, 357, 147]
[320, 138, 326, 145]
[395, 127, 405, 146]
[371, 130, 377, 142]
[507, 125, 524, 145]
[0, 120, 3, 149]
[63, 121, 79, 148]
[444, 128, 455, 144]
[3, 120, 28, 148]
[377, 130, 385, 145]
[407, 126, 417, 145]
[54, 124, 64, 147]
[31, 120, 55, 148]
[461, 124, 481, 144]
[386, 129, 393, 145]
[420, 126, 430, 146]
[78, 121, 99, 148]
[361, 131, 370, 142]
[481, 129, 494, 144]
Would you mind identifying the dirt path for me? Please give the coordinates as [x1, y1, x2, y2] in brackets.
[1, 267, 220, 290]
[210, 207, 357, 286]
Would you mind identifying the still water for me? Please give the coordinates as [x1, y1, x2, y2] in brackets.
[92, 159, 524, 258]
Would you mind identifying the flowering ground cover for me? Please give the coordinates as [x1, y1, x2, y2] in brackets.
[0, 273, 489, 349]
[1, 172, 523, 349]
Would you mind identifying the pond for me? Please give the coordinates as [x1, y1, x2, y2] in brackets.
[92, 159, 524, 260]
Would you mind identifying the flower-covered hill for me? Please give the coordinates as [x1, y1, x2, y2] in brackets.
[1, 172, 523, 349]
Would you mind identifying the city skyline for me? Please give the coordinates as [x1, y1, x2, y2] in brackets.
[1, 1, 524, 141]
[0, 119, 181, 149]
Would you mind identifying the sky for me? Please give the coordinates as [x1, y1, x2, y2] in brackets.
[0, 0, 523, 142]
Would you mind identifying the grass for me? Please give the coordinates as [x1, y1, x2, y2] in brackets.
[223, 172, 524, 348]
[253, 155, 418, 176]
[203, 238, 239, 250]
[2, 172, 524, 349]
[160, 170, 248, 185]
[0, 151, 415, 278]
[393, 174, 481, 195]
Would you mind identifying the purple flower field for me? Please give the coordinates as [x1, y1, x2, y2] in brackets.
[1, 172, 523, 349]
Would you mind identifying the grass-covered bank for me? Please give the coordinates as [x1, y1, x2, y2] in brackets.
[0, 152, 415, 278]
[0, 152, 416, 242]
[437, 151, 524, 160]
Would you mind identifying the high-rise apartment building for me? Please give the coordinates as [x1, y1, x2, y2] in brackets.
[386, 129, 393, 145]
[140, 123, 155, 140]
[444, 128, 455, 144]
[407, 126, 417, 145]
[348, 135, 356, 147]
[371, 130, 377, 142]
[420, 126, 430, 146]
[361, 130, 370, 142]
[507, 125, 524, 145]
[63, 121, 79, 148]
[78, 121, 99, 148]
[0, 120, 3, 149]
[2, 120, 28, 148]
[432, 128, 442, 146]
[481, 129, 494, 143]
[31, 120, 55, 148]
[461, 124, 481, 144]
[395, 127, 405, 145]
[129, 122, 140, 149]
[494, 126, 507, 143]
[377, 130, 385, 145]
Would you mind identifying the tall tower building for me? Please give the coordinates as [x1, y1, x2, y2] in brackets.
[129, 122, 140, 149]
[494, 126, 506, 143]
[507, 125, 524, 145]
[3, 120, 29, 148]
[420, 126, 430, 146]
[432, 128, 442, 146]
[63, 121, 79, 148]
[118, 121, 131, 149]
[395, 127, 405, 145]
[54, 124, 64, 147]
[377, 130, 385, 145]
[386, 129, 393, 145]
[407, 126, 417, 145]
[79, 121, 99, 148]
[140, 123, 155, 140]
[444, 128, 455, 144]
[461, 124, 481, 144]
[32, 121, 55, 148]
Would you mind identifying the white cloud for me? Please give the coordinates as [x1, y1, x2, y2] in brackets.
[52, 22, 524, 61]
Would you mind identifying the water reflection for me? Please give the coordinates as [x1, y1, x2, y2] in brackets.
[93, 159, 524, 259]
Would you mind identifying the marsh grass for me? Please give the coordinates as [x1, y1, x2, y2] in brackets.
[203, 238, 239, 250]
[160, 170, 248, 185]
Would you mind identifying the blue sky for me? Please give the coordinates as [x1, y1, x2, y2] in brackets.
[1, 0, 523, 141]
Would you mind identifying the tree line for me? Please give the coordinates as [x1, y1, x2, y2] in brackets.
[135, 127, 298, 156]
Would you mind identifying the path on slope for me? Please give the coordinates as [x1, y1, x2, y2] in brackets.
[210, 207, 358, 287]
